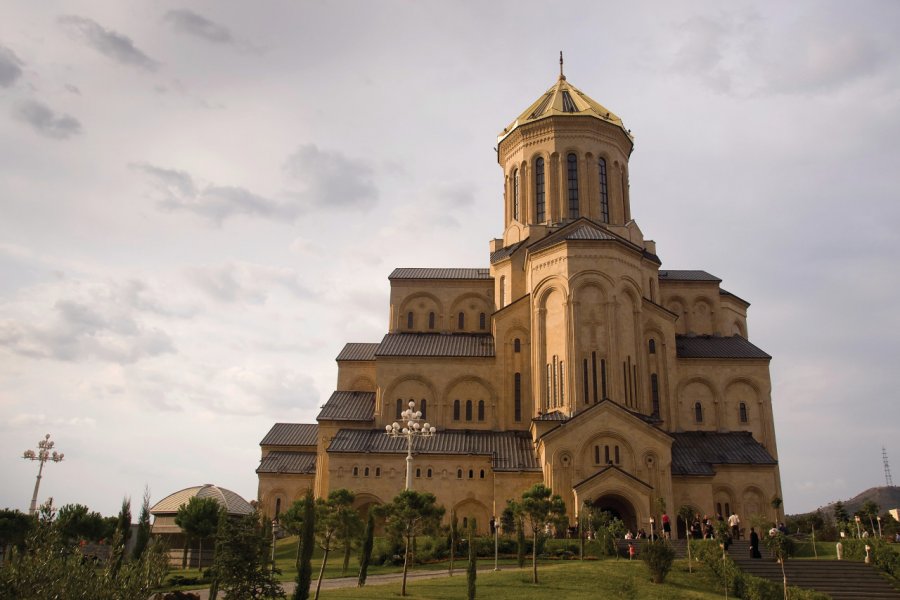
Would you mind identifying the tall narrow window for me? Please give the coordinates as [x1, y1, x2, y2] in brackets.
[420, 398, 427, 420]
[480, 469, 485, 479]
[594, 445, 600, 464]
[514, 338, 521, 352]
[465, 400, 473, 421]
[453, 399, 460, 420]
[614, 445, 620, 464]
[598, 157, 609, 223]
[591, 352, 598, 402]
[364, 467, 369, 477]
[552, 355, 559, 406]
[396, 398, 403, 419]
[428, 312, 435, 329]
[567, 153, 579, 219]
[695, 402, 703, 423]
[559, 361, 565, 404]
[407, 311, 414, 329]
[648, 339, 656, 354]
[535, 157, 545, 222]
[416, 468, 421, 478]
[512, 168, 520, 221]
[546, 364, 552, 410]
[604, 445, 610, 464]
[458, 312, 465, 330]
[477, 400, 485, 421]
[514, 373, 522, 421]
[601, 359, 607, 400]
[468, 469, 474, 479]
[499, 277, 506, 309]
[479, 312, 486, 330]
[427, 468, 432, 478]
[651, 374, 660, 417]
[275, 498, 281, 519]
[583, 359, 589, 404]
[739, 402, 748, 423]
[457, 468, 463, 479]
[375, 467, 381, 477]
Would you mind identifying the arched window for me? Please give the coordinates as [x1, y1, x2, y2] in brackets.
[406, 311, 414, 329]
[514, 373, 522, 422]
[479, 469, 485, 479]
[364, 467, 369, 477]
[739, 402, 748, 423]
[275, 498, 281, 518]
[559, 361, 565, 404]
[375, 467, 381, 477]
[512, 168, 520, 221]
[716, 503, 722, 517]
[453, 399, 460, 420]
[396, 398, 403, 419]
[499, 277, 506, 309]
[535, 157, 546, 222]
[353, 466, 359, 477]
[514, 338, 521, 352]
[468, 469, 474, 479]
[479, 312, 486, 330]
[458, 312, 465, 330]
[463, 517, 469, 529]
[648, 339, 656, 354]
[420, 399, 427, 420]
[598, 157, 609, 223]
[695, 402, 703, 423]
[427, 468, 432, 478]
[416, 468, 421, 478]
[614, 445, 620, 464]
[567, 153, 579, 219]
[457, 468, 463, 479]
[604, 445, 610, 464]
[428, 311, 435, 329]
[594, 445, 600, 464]
[465, 400, 473, 421]
[477, 400, 485, 421]
[651, 374, 660, 417]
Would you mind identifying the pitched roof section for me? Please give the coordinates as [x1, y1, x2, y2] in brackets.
[658, 270, 721, 282]
[376, 333, 495, 358]
[256, 451, 317, 475]
[676, 335, 770, 360]
[260, 423, 318, 447]
[720, 289, 750, 307]
[490, 239, 529, 264]
[327, 429, 540, 471]
[317, 391, 376, 421]
[499, 76, 631, 143]
[150, 484, 253, 515]
[336, 343, 378, 361]
[389, 268, 491, 280]
[527, 219, 621, 255]
[671, 431, 777, 476]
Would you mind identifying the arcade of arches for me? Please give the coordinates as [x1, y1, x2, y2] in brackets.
[257, 68, 784, 537]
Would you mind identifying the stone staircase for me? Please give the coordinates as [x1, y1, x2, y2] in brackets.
[726, 540, 900, 600]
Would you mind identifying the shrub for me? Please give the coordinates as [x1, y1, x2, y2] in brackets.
[641, 541, 675, 583]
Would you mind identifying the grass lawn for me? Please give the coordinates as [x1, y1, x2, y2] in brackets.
[319, 559, 725, 599]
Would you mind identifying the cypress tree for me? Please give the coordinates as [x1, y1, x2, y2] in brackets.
[357, 512, 374, 587]
[132, 488, 152, 560]
[449, 508, 458, 576]
[293, 489, 316, 600]
[466, 521, 476, 600]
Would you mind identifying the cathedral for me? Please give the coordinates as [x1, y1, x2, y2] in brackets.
[257, 66, 784, 537]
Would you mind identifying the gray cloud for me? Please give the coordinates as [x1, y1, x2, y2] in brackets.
[164, 9, 234, 44]
[0, 44, 24, 87]
[186, 262, 315, 305]
[284, 144, 379, 210]
[58, 15, 158, 71]
[131, 162, 300, 223]
[13, 100, 82, 139]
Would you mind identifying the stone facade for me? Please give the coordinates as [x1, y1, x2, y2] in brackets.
[258, 72, 784, 537]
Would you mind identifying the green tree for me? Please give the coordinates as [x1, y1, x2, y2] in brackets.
[641, 540, 675, 583]
[312, 490, 358, 600]
[859, 500, 880, 535]
[0, 509, 33, 561]
[763, 531, 796, 600]
[376, 490, 445, 597]
[132, 488, 152, 560]
[466, 520, 476, 600]
[293, 490, 315, 600]
[507, 500, 526, 568]
[55, 503, 106, 543]
[175, 496, 220, 569]
[678, 505, 695, 572]
[212, 511, 285, 599]
[331, 490, 363, 577]
[519, 483, 566, 583]
[449, 508, 458, 576]
[356, 512, 374, 587]
[111, 496, 131, 574]
[500, 503, 516, 538]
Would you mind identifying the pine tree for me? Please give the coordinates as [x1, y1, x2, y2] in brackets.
[466, 520, 477, 600]
[449, 508, 458, 576]
[212, 511, 284, 599]
[357, 512, 374, 588]
[293, 489, 315, 600]
[132, 488, 152, 560]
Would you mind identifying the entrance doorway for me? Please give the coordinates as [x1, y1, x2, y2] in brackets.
[587, 494, 638, 533]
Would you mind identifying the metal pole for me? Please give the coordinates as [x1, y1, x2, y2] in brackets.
[494, 517, 499, 571]
[271, 520, 277, 572]
[28, 459, 45, 515]
[405, 434, 413, 491]
[811, 525, 817, 560]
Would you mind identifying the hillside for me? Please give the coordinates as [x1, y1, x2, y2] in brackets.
[793, 486, 900, 518]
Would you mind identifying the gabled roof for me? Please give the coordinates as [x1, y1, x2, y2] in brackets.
[150, 484, 253, 515]
[260, 423, 318, 447]
[327, 429, 540, 471]
[671, 431, 777, 476]
[573, 464, 652, 492]
[535, 398, 667, 441]
[389, 268, 491, 281]
[490, 239, 529, 264]
[376, 333, 495, 358]
[658, 270, 721, 282]
[336, 343, 378, 361]
[256, 451, 317, 475]
[720, 288, 750, 307]
[317, 391, 375, 421]
[675, 335, 770, 360]
[527, 219, 622, 255]
[499, 76, 630, 143]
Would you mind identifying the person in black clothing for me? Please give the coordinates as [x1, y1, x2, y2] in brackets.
[750, 527, 762, 559]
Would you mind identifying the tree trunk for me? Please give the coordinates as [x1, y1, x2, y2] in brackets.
[402, 533, 411, 596]
[182, 537, 189, 570]
[780, 559, 788, 600]
[532, 530, 539, 584]
[342, 540, 351, 576]
[314, 547, 329, 600]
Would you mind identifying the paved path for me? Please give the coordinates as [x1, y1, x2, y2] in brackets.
[188, 567, 499, 599]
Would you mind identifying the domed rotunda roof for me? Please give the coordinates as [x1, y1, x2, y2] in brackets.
[149, 483, 253, 516]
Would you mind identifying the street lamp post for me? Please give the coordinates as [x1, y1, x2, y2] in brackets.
[271, 519, 279, 572]
[22, 433, 64, 515]
[649, 516, 655, 541]
[854, 515, 861, 539]
[877, 516, 882, 538]
[385, 401, 436, 491]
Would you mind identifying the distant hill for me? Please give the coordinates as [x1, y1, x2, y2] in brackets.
[792, 486, 900, 518]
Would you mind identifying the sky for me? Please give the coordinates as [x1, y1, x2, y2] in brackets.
[1, 1, 899, 518]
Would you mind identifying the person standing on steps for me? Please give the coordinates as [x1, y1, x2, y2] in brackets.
[749, 527, 762, 559]
[661, 512, 671, 540]
[728, 511, 741, 539]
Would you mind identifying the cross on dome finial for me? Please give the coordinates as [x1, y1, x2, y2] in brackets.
[559, 51, 565, 80]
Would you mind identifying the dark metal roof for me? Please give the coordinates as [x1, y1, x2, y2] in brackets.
[336, 342, 379, 361]
[532, 412, 569, 421]
[376, 333, 495, 358]
[389, 268, 492, 280]
[671, 431, 777, 476]
[676, 335, 770, 360]
[317, 391, 376, 421]
[327, 429, 540, 471]
[720, 289, 750, 306]
[490, 239, 528, 264]
[527, 220, 620, 255]
[260, 423, 318, 447]
[658, 270, 721, 282]
[256, 451, 317, 475]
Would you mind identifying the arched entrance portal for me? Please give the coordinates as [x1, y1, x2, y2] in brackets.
[587, 494, 638, 533]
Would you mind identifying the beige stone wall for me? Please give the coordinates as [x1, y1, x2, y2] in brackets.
[390, 279, 494, 334]
[257, 472, 315, 519]
[336, 360, 376, 392]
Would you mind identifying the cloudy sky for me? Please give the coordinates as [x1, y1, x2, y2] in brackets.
[1, 1, 898, 517]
